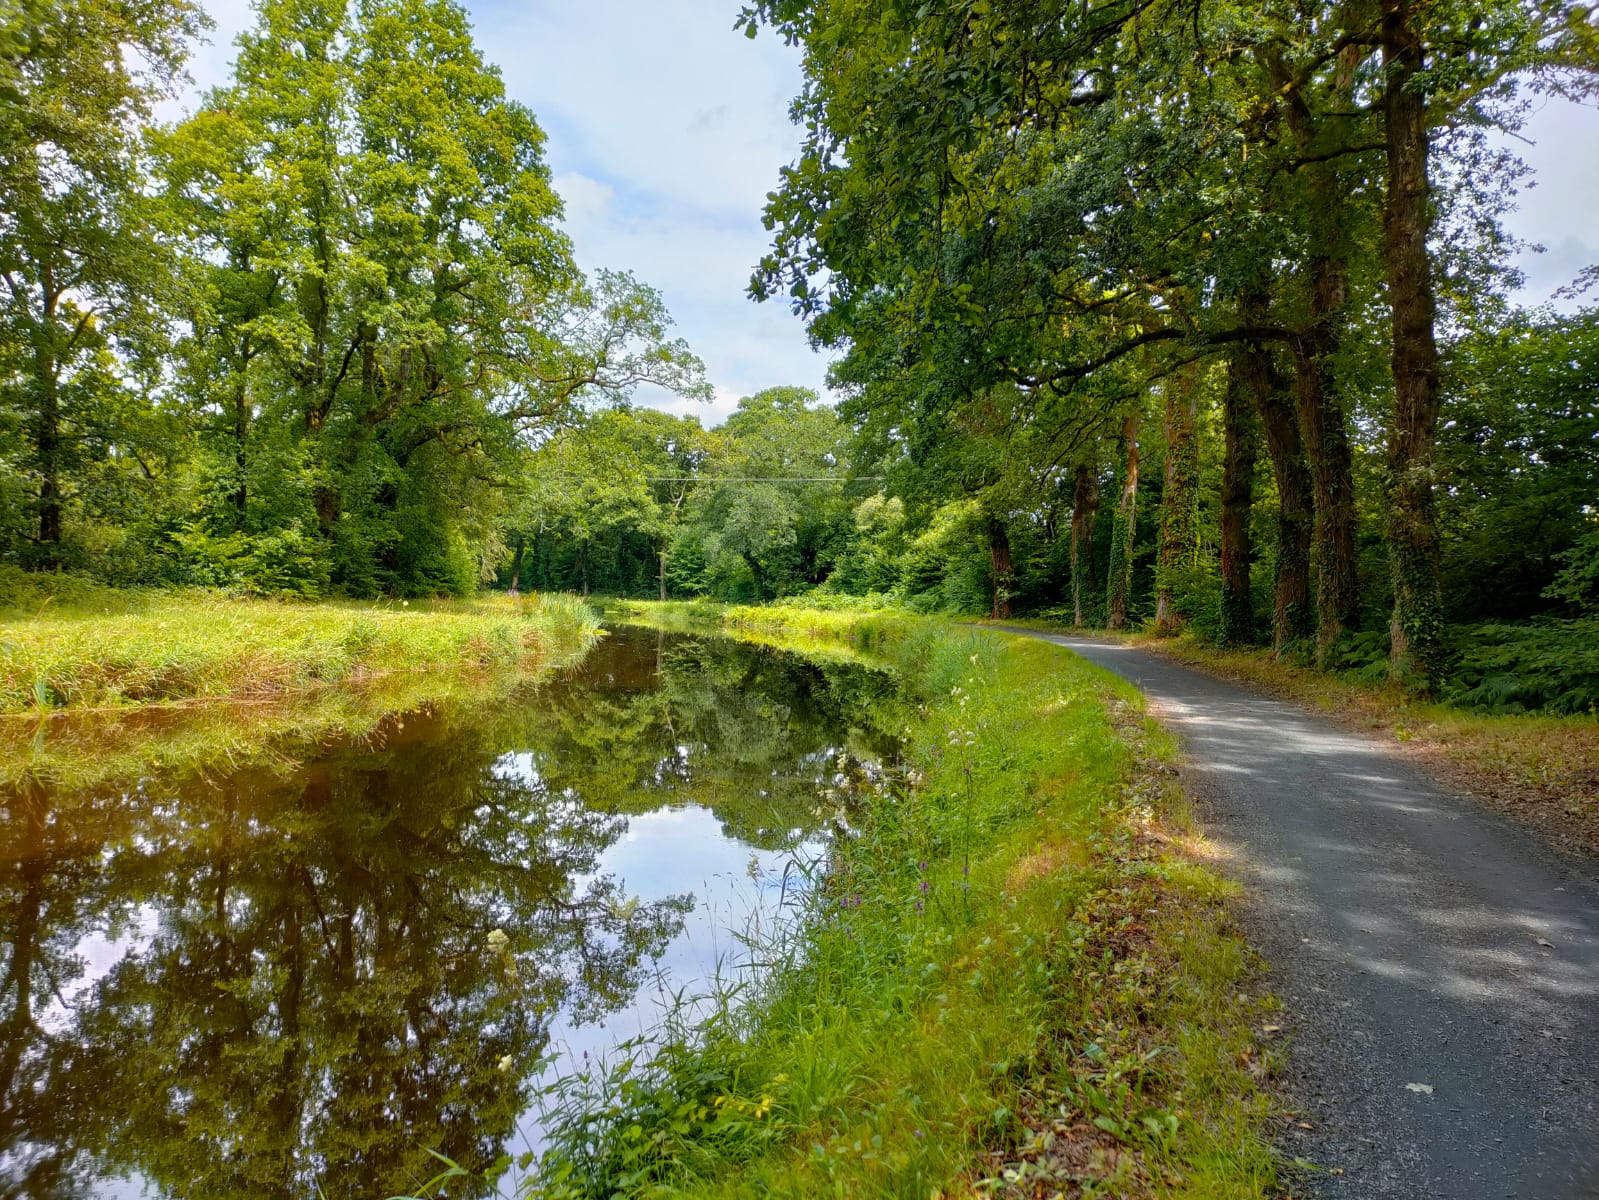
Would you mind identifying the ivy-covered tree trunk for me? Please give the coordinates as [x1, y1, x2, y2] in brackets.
[1270, 46, 1362, 666]
[1070, 461, 1099, 626]
[988, 516, 1014, 620]
[1244, 345, 1315, 652]
[1154, 370, 1200, 634]
[1106, 412, 1140, 631]
[1381, 0, 1446, 686]
[1293, 325, 1360, 666]
[1220, 353, 1260, 646]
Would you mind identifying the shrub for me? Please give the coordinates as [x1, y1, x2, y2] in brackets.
[1442, 620, 1599, 715]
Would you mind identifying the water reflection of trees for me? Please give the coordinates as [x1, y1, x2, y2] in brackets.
[2, 735, 688, 1198]
[523, 626, 905, 850]
[0, 627, 902, 1198]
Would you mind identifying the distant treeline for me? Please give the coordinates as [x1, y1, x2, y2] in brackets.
[4, 0, 1597, 706]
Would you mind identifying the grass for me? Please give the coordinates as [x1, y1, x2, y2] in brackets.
[0, 569, 600, 715]
[514, 602, 1280, 1200]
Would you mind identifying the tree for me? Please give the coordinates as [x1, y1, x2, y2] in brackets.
[688, 388, 853, 600]
[157, 0, 707, 596]
[0, 0, 204, 564]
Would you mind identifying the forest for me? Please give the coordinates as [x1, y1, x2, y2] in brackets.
[3, 0, 1597, 710]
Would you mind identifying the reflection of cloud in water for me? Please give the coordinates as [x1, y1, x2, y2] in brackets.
[516, 803, 821, 1158]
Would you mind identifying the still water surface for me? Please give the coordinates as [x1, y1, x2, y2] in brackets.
[0, 625, 902, 1198]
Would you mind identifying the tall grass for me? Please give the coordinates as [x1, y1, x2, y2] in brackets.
[518, 604, 1278, 1199]
[0, 570, 599, 714]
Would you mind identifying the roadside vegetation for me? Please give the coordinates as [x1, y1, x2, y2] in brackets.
[0, 567, 598, 715]
[499, 603, 1279, 1200]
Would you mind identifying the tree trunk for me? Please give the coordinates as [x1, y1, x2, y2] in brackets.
[1220, 351, 1260, 646]
[742, 551, 768, 600]
[508, 532, 525, 595]
[1243, 344, 1315, 651]
[232, 369, 250, 531]
[1381, 0, 1446, 686]
[1106, 412, 1140, 631]
[33, 346, 62, 554]
[988, 516, 1014, 619]
[1269, 43, 1362, 665]
[1069, 462, 1100, 626]
[1292, 316, 1359, 666]
[1154, 368, 1200, 634]
[580, 540, 590, 597]
[659, 547, 668, 601]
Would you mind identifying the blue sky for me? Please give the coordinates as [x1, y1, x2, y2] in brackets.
[176, 0, 1599, 427]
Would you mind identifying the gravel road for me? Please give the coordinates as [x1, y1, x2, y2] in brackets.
[1003, 631, 1599, 1200]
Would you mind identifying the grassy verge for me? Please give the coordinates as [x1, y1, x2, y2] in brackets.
[1057, 629, 1599, 860]
[519, 602, 1279, 1199]
[0, 574, 599, 715]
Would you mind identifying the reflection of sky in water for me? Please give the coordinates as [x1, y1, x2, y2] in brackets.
[511, 803, 820, 1159]
[2, 627, 898, 1197]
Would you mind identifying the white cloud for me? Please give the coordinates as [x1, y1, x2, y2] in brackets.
[1495, 97, 1599, 308]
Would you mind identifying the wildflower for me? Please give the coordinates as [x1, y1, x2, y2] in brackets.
[920, 880, 929, 895]
[486, 928, 509, 953]
[915, 899, 924, 913]
[498, 1054, 514, 1073]
[917, 860, 927, 873]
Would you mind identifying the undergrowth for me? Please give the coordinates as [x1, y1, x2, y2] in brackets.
[496, 602, 1279, 1199]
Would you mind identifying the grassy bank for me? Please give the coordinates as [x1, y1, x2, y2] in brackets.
[0, 570, 599, 715]
[516, 602, 1278, 1199]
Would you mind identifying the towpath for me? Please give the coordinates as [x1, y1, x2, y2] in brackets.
[999, 630, 1599, 1200]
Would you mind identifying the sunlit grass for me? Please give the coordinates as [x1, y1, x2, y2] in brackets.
[0, 582, 599, 715]
[521, 604, 1279, 1200]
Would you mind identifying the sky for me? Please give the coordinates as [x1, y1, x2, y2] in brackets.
[172, 0, 1599, 428]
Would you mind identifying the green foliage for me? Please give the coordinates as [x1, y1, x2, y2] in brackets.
[1155, 561, 1225, 645]
[0, 0, 704, 598]
[1442, 620, 1599, 715]
[165, 520, 331, 598]
[1436, 309, 1599, 621]
[1544, 528, 1599, 616]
